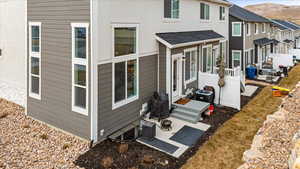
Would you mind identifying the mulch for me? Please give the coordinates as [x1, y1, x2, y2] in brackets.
[74, 83, 266, 169]
[75, 106, 241, 169]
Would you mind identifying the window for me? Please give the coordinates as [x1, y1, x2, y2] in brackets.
[262, 23, 266, 33]
[202, 45, 212, 73]
[114, 27, 136, 57]
[250, 49, 254, 64]
[246, 23, 251, 36]
[232, 22, 242, 37]
[164, 0, 180, 19]
[232, 50, 241, 68]
[71, 23, 89, 115]
[219, 41, 226, 64]
[200, 3, 210, 20]
[245, 50, 250, 66]
[219, 6, 225, 21]
[184, 48, 197, 82]
[112, 24, 139, 109]
[255, 23, 258, 34]
[29, 22, 41, 100]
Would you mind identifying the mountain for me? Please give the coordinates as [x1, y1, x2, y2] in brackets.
[244, 3, 300, 25]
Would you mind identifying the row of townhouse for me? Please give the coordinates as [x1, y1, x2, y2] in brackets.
[0, 0, 299, 143]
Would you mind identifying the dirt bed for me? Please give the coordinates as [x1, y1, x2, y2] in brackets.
[75, 105, 239, 169]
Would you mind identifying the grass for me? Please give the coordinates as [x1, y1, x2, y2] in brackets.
[182, 65, 300, 169]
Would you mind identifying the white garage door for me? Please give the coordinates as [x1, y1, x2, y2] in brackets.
[0, 0, 26, 106]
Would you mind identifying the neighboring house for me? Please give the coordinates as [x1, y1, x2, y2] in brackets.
[0, 0, 26, 92]
[269, 19, 295, 54]
[287, 21, 300, 49]
[229, 5, 275, 70]
[26, 0, 232, 142]
[272, 19, 300, 50]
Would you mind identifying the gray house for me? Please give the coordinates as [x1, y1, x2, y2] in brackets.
[228, 4, 275, 70]
[26, 0, 232, 142]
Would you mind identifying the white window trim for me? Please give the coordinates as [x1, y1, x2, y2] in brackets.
[232, 22, 242, 37]
[262, 23, 266, 33]
[71, 22, 89, 116]
[200, 2, 210, 21]
[163, 0, 181, 21]
[112, 24, 139, 110]
[255, 23, 259, 34]
[202, 44, 213, 72]
[29, 22, 42, 100]
[246, 23, 251, 36]
[232, 50, 242, 68]
[184, 47, 197, 84]
[219, 6, 226, 21]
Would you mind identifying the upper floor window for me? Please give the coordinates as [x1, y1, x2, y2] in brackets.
[29, 22, 41, 100]
[255, 23, 258, 34]
[164, 0, 180, 19]
[71, 23, 89, 115]
[219, 6, 225, 20]
[262, 23, 266, 33]
[232, 22, 242, 37]
[112, 24, 139, 109]
[200, 3, 210, 20]
[246, 23, 251, 36]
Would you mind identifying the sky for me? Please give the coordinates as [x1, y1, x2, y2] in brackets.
[228, 0, 300, 7]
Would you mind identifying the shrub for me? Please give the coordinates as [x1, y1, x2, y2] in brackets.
[0, 112, 8, 119]
[101, 156, 113, 168]
[40, 134, 48, 140]
[62, 143, 71, 150]
[118, 143, 129, 154]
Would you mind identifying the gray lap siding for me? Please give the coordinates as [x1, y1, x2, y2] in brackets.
[97, 55, 158, 141]
[27, 0, 91, 139]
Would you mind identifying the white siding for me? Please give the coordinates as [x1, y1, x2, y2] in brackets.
[95, 0, 229, 62]
[0, 0, 26, 89]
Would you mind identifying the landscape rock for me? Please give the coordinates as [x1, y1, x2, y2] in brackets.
[238, 82, 300, 169]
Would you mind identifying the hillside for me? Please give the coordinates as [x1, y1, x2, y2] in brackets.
[244, 3, 300, 25]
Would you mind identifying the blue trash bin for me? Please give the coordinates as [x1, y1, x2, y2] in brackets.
[246, 66, 257, 79]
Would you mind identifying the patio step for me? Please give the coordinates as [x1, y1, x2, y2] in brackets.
[171, 108, 203, 124]
[172, 103, 200, 113]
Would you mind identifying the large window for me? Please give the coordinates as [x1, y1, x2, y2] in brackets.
[71, 23, 89, 115]
[246, 23, 251, 36]
[164, 0, 180, 19]
[184, 48, 197, 82]
[113, 24, 139, 109]
[200, 3, 210, 20]
[219, 6, 225, 21]
[29, 22, 41, 100]
[232, 50, 241, 68]
[232, 22, 242, 37]
[202, 45, 212, 73]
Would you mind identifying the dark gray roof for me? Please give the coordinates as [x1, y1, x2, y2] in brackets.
[156, 30, 224, 46]
[271, 39, 280, 44]
[283, 39, 294, 43]
[273, 19, 300, 30]
[287, 21, 300, 29]
[253, 38, 273, 46]
[269, 20, 288, 30]
[229, 4, 270, 23]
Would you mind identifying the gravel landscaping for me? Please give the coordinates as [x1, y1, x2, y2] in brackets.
[238, 82, 300, 169]
[0, 99, 89, 169]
